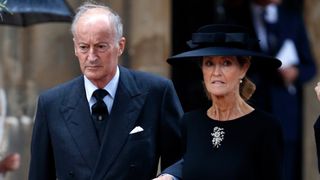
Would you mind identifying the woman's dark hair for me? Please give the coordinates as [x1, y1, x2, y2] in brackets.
[236, 56, 256, 101]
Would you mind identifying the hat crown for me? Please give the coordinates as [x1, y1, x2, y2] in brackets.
[197, 24, 248, 33]
[167, 24, 282, 69]
[188, 24, 258, 50]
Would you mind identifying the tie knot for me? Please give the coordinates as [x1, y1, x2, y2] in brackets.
[93, 89, 108, 101]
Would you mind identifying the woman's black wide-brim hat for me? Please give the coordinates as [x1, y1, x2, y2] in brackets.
[167, 24, 281, 69]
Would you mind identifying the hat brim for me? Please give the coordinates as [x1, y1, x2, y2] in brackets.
[167, 47, 282, 68]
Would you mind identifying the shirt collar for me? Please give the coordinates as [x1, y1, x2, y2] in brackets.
[251, 2, 278, 23]
[84, 66, 120, 102]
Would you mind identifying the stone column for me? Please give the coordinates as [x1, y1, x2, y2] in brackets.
[125, 0, 171, 77]
[101, 0, 172, 77]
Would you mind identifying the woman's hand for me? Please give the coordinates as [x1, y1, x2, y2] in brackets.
[152, 174, 175, 180]
[315, 82, 320, 102]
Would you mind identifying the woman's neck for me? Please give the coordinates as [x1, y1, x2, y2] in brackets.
[208, 95, 254, 121]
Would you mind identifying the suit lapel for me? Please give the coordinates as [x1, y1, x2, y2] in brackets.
[91, 67, 147, 179]
[60, 76, 100, 170]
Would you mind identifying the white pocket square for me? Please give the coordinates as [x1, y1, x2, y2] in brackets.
[129, 126, 144, 134]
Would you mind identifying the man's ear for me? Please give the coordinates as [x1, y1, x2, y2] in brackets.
[73, 38, 78, 56]
[118, 37, 126, 56]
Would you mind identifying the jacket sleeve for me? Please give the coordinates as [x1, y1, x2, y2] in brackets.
[159, 80, 184, 170]
[162, 158, 184, 179]
[28, 95, 56, 180]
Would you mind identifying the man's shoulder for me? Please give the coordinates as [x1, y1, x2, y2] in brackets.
[40, 76, 83, 97]
[121, 66, 170, 84]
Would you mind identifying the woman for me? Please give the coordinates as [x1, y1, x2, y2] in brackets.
[155, 24, 283, 180]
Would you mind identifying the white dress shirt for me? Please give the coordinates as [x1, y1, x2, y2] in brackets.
[251, 3, 278, 52]
[84, 66, 120, 114]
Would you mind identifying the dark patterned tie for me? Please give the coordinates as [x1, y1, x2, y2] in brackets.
[92, 89, 109, 143]
[92, 89, 109, 120]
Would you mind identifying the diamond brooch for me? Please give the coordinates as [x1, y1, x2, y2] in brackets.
[211, 126, 225, 148]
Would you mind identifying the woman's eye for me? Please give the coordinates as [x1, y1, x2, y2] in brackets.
[205, 61, 212, 66]
[223, 60, 231, 66]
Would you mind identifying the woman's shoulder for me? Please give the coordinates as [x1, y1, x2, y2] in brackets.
[250, 108, 281, 129]
[181, 108, 208, 126]
[251, 108, 276, 119]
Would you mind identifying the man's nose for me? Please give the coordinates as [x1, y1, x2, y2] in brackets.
[88, 48, 98, 60]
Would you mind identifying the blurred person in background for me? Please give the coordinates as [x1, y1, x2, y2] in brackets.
[0, 89, 20, 179]
[0, 2, 21, 179]
[0, 153, 20, 179]
[223, 0, 317, 179]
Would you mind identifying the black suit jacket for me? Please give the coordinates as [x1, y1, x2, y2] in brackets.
[28, 66, 184, 180]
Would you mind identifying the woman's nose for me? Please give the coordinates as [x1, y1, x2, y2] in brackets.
[212, 65, 221, 75]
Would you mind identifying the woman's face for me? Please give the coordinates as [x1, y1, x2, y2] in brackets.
[202, 56, 249, 98]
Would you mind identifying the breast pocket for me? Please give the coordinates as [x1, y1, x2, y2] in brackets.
[128, 128, 150, 141]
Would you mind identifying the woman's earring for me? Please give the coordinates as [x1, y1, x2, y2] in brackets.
[240, 79, 243, 84]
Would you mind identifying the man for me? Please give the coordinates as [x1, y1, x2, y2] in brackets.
[28, 2, 183, 180]
[224, 0, 316, 180]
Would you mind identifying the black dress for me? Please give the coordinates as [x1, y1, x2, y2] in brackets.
[182, 108, 283, 180]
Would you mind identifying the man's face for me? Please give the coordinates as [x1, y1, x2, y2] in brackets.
[73, 9, 125, 87]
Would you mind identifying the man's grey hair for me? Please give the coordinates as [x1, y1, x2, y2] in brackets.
[71, 1, 123, 42]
